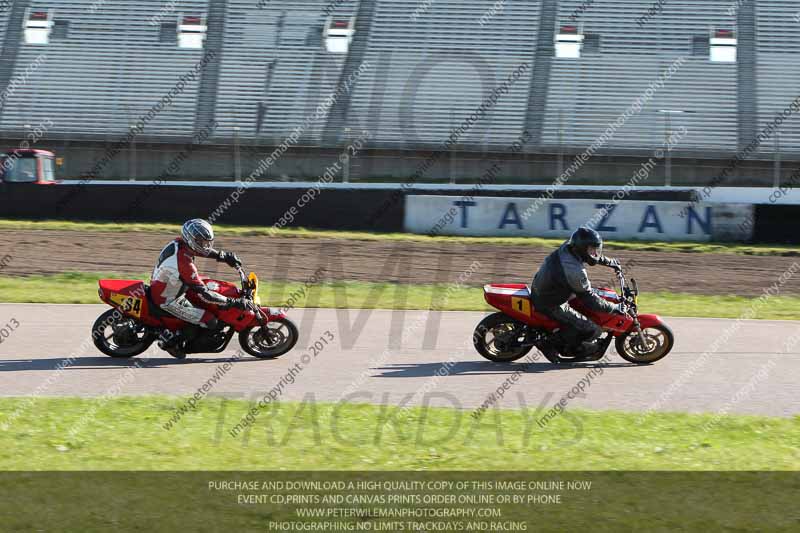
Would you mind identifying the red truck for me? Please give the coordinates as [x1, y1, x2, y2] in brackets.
[0, 149, 57, 184]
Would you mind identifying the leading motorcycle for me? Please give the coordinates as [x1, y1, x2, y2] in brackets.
[473, 267, 674, 364]
[92, 265, 298, 359]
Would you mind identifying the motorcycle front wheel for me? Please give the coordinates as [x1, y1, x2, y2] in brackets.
[615, 324, 674, 364]
[239, 317, 299, 359]
[473, 313, 533, 362]
[92, 309, 156, 358]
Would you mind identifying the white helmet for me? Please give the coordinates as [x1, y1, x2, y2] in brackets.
[181, 218, 215, 256]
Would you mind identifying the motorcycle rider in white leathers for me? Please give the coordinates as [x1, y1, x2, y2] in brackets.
[150, 219, 246, 358]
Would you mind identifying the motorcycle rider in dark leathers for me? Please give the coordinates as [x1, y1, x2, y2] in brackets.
[531, 226, 624, 361]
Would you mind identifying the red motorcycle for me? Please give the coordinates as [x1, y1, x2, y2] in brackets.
[474, 268, 674, 364]
[92, 265, 298, 359]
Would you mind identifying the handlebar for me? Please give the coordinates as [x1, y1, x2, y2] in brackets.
[235, 266, 253, 299]
[236, 265, 247, 285]
[233, 264, 268, 323]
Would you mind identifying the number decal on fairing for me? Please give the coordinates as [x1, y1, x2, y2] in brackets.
[110, 293, 143, 318]
[511, 297, 531, 316]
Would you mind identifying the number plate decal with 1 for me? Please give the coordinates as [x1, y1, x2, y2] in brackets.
[511, 296, 531, 316]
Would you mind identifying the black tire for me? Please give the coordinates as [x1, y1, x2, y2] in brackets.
[92, 309, 155, 358]
[473, 313, 533, 363]
[239, 317, 299, 359]
[615, 323, 674, 364]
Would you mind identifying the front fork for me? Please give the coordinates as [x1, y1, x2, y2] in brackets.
[629, 314, 655, 352]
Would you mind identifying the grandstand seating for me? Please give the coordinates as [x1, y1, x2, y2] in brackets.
[341, 0, 539, 149]
[542, 0, 739, 153]
[0, 0, 209, 138]
[756, 0, 800, 154]
[216, 0, 354, 142]
[0, 0, 797, 159]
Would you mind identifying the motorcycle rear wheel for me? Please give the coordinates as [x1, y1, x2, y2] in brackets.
[239, 317, 299, 359]
[92, 309, 155, 358]
[473, 313, 533, 362]
[615, 324, 674, 364]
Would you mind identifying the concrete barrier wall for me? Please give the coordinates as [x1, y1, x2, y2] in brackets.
[0, 184, 405, 232]
[404, 195, 754, 242]
[0, 182, 795, 243]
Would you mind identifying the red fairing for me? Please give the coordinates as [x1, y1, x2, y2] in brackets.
[262, 307, 288, 321]
[482, 284, 560, 329]
[636, 314, 666, 329]
[482, 283, 663, 337]
[98, 276, 266, 332]
[98, 279, 146, 299]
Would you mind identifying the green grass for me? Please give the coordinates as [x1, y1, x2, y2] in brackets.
[2, 218, 798, 256]
[2, 271, 800, 320]
[0, 397, 797, 470]
[1, 399, 796, 531]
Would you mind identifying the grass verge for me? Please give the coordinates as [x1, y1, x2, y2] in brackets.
[0, 397, 797, 470]
[2, 271, 800, 320]
[1, 219, 797, 256]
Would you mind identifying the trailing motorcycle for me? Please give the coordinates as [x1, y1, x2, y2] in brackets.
[92, 265, 298, 359]
[474, 267, 674, 364]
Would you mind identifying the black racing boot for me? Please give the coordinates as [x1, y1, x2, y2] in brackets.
[158, 330, 186, 360]
[572, 340, 604, 362]
[537, 339, 563, 364]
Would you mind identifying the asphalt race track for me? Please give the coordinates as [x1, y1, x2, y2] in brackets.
[0, 304, 798, 417]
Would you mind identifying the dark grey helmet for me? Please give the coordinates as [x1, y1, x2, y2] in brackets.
[568, 226, 603, 266]
[181, 218, 215, 256]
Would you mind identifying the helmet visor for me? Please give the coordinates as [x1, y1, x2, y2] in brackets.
[194, 237, 214, 254]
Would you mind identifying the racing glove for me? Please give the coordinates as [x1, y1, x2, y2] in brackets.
[226, 297, 249, 310]
[598, 256, 621, 270]
[612, 302, 627, 315]
[218, 251, 242, 268]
